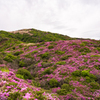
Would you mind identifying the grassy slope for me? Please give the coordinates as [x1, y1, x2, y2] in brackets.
[0, 29, 100, 99]
[0, 28, 72, 43]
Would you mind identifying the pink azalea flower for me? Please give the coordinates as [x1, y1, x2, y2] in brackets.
[37, 62, 42, 67]
[2, 81, 6, 84]
[6, 86, 11, 89]
[0, 64, 5, 67]
[21, 87, 27, 92]
[6, 93, 9, 96]
[6, 51, 10, 53]
[23, 93, 31, 99]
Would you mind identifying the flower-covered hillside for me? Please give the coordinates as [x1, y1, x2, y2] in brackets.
[0, 31, 100, 99]
[0, 67, 59, 100]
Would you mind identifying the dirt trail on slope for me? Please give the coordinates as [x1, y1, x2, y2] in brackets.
[10, 29, 33, 36]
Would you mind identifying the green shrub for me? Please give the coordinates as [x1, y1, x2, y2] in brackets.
[89, 74, 97, 81]
[80, 43, 86, 46]
[79, 48, 85, 52]
[81, 70, 90, 77]
[97, 47, 100, 51]
[7, 92, 22, 100]
[0, 57, 3, 64]
[71, 42, 77, 45]
[85, 76, 91, 83]
[25, 51, 38, 58]
[72, 70, 81, 76]
[57, 84, 74, 95]
[61, 84, 70, 90]
[58, 79, 68, 86]
[96, 75, 100, 84]
[78, 66, 87, 70]
[40, 80, 50, 89]
[84, 59, 88, 62]
[37, 44, 41, 47]
[49, 78, 59, 88]
[79, 47, 91, 53]
[12, 47, 15, 50]
[94, 65, 100, 70]
[81, 52, 87, 55]
[6, 82, 17, 87]
[61, 55, 72, 60]
[95, 59, 99, 62]
[24, 54, 33, 59]
[90, 82, 100, 89]
[16, 74, 24, 79]
[95, 97, 100, 100]
[50, 42, 57, 45]
[59, 72, 67, 76]
[57, 89, 68, 95]
[42, 68, 52, 75]
[48, 45, 54, 49]
[7, 54, 17, 60]
[3, 56, 12, 62]
[40, 52, 49, 59]
[31, 50, 38, 54]
[56, 61, 66, 65]
[41, 62, 52, 68]
[0, 67, 9, 73]
[16, 68, 32, 79]
[19, 61, 26, 67]
[4, 54, 17, 62]
[72, 70, 97, 82]
[91, 55, 100, 57]
[32, 80, 40, 87]
[19, 45, 23, 48]
[35, 91, 46, 100]
[55, 50, 65, 55]
[52, 64, 59, 70]
[14, 51, 23, 56]
[82, 41, 88, 45]
[85, 75, 96, 83]
[1, 51, 6, 55]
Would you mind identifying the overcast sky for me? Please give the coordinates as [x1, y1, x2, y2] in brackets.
[0, 0, 100, 40]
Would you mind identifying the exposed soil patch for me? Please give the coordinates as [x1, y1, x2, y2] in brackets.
[10, 29, 33, 36]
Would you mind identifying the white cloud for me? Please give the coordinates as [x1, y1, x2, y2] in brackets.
[0, 0, 100, 40]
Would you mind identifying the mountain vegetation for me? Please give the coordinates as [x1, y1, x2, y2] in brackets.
[0, 28, 100, 100]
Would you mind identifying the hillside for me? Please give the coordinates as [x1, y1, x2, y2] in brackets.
[0, 28, 72, 44]
[0, 29, 100, 100]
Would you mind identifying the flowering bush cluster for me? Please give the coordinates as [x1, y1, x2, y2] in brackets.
[0, 69, 59, 100]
